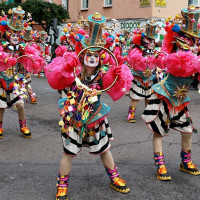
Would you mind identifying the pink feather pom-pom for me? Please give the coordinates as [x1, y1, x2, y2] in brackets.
[24, 45, 40, 56]
[101, 51, 115, 66]
[19, 52, 45, 74]
[55, 45, 67, 57]
[78, 29, 86, 35]
[166, 51, 198, 77]
[62, 52, 81, 74]
[106, 37, 114, 45]
[31, 43, 40, 51]
[143, 55, 156, 70]
[44, 56, 80, 90]
[156, 52, 168, 69]
[104, 32, 109, 37]
[127, 48, 146, 71]
[0, 51, 11, 71]
[103, 64, 133, 101]
[6, 57, 17, 66]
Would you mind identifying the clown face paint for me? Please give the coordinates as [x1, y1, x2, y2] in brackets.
[147, 39, 155, 50]
[10, 33, 19, 46]
[190, 44, 198, 55]
[84, 51, 99, 68]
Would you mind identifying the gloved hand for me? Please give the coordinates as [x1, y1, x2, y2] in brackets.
[113, 65, 122, 77]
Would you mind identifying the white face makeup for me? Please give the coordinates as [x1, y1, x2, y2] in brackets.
[84, 52, 99, 68]
[191, 44, 198, 55]
[10, 33, 19, 46]
[147, 39, 155, 50]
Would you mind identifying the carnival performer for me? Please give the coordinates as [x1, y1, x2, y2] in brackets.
[54, 23, 76, 59]
[45, 13, 133, 200]
[127, 20, 158, 123]
[113, 33, 128, 64]
[0, 6, 45, 139]
[55, 25, 77, 127]
[34, 31, 51, 76]
[59, 23, 76, 52]
[21, 26, 37, 104]
[141, 1, 200, 181]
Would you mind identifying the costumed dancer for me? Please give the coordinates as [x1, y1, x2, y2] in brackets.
[59, 23, 76, 52]
[55, 24, 77, 127]
[113, 32, 128, 64]
[141, 1, 200, 181]
[35, 31, 51, 77]
[45, 13, 133, 200]
[127, 20, 158, 123]
[21, 26, 37, 104]
[0, 6, 45, 139]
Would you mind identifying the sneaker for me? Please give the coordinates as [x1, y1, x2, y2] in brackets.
[127, 109, 136, 123]
[154, 153, 171, 181]
[156, 165, 171, 181]
[179, 150, 200, 175]
[21, 127, 32, 138]
[56, 174, 69, 200]
[56, 187, 68, 200]
[30, 97, 37, 104]
[179, 161, 200, 175]
[110, 177, 130, 194]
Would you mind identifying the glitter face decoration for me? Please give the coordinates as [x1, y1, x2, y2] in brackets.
[10, 33, 19, 45]
[84, 51, 99, 68]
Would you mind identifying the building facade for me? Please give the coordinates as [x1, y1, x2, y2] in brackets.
[58, 0, 190, 22]
[48, 0, 200, 42]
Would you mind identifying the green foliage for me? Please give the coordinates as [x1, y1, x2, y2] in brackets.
[0, 0, 70, 33]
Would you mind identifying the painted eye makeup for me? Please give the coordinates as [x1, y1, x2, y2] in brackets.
[11, 33, 19, 37]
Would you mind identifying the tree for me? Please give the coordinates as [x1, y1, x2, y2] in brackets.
[0, 0, 70, 33]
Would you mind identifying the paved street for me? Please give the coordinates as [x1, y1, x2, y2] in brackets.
[0, 76, 200, 200]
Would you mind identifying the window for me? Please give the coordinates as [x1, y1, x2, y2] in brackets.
[191, 0, 200, 6]
[49, 0, 53, 3]
[82, 0, 88, 10]
[62, 0, 68, 10]
[104, 0, 112, 7]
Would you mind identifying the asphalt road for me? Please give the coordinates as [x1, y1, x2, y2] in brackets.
[0, 76, 200, 200]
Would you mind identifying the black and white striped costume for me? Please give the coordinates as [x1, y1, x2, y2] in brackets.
[129, 76, 152, 100]
[62, 118, 113, 156]
[142, 94, 193, 137]
[60, 73, 114, 156]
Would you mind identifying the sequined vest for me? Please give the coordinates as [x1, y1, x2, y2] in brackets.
[153, 74, 193, 107]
